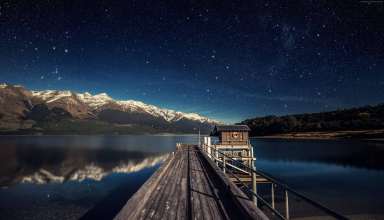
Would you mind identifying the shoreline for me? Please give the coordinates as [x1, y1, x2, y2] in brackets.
[0, 133, 203, 137]
[252, 129, 384, 141]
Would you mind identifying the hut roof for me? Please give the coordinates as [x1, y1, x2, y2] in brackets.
[211, 125, 250, 136]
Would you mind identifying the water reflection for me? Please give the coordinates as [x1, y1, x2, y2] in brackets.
[252, 138, 384, 217]
[252, 138, 384, 170]
[20, 154, 168, 184]
[0, 138, 172, 186]
[0, 135, 196, 220]
[2, 136, 383, 219]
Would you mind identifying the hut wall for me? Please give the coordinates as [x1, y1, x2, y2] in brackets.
[219, 131, 249, 145]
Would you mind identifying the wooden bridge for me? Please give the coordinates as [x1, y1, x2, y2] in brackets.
[114, 144, 268, 220]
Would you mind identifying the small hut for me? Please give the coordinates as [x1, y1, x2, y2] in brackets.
[211, 125, 250, 145]
[209, 125, 254, 167]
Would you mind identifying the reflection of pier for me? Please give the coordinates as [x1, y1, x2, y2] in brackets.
[115, 126, 348, 220]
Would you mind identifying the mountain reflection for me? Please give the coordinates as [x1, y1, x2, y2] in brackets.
[0, 141, 169, 186]
[21, 155, 168, 184]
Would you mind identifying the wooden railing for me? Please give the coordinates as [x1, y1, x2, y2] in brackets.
[200, 144, 349, 220]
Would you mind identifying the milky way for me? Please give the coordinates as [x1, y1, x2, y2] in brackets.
[0, 1, 383, 123]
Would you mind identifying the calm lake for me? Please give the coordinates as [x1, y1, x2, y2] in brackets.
[0, 136, 383, 219]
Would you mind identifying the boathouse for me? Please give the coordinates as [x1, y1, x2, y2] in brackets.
[211, 125, 251, 145]
[205, 125, 254, 167]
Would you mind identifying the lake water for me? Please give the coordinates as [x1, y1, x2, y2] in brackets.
[253, 138, 384, 219]
[0, 136, 383, 219]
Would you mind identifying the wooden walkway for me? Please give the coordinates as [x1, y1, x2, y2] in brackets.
[114, 145, 268, 220]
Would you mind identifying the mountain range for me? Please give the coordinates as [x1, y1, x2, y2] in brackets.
[0, 83, 219, 134]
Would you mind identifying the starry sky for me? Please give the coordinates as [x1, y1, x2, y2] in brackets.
[1, 1, 383, 123]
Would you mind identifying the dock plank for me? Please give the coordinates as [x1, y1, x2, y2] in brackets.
[191, 148, 223, 220]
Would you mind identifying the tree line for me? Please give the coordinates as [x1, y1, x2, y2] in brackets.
[241, 104, 384, 136]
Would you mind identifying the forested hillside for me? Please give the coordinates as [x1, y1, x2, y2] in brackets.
[242, 104, 384, 136]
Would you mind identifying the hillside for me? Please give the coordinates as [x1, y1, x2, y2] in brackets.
[0, 83, 219, 134]
[241, 104, 384, 138]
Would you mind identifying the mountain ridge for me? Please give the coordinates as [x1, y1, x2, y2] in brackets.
[0, 83, 219, 134]
[30, 88, 218, 123]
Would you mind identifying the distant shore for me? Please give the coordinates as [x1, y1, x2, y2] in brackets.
[253, 129, 384, 141]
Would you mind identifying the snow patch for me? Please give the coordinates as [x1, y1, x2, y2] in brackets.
[76, 92, 113, 108]
[31, 90, 73, 103]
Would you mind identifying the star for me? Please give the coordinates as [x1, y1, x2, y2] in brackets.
[53, 67, 59, 74]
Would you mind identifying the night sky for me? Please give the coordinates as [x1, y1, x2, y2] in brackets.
[1, 1, 383, 123]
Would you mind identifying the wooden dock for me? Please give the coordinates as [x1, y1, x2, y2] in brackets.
[114, 144, 268, 220]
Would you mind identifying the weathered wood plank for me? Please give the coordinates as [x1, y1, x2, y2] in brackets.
[140, 151, 180, 219]
[161, 149, 185, 219]
[151, 152, 183, 219]
[114, 153, 174, 220]
[190, 149, 203, 220]
[193, 148, 226, 220]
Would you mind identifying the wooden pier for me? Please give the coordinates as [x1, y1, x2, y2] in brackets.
[114, 125, 348, 220]
[114, 144, 268, 220]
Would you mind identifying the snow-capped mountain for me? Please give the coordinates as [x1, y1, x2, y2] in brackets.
[32, 90, 218, 123]
[30, 89, 217, 123]
[0, 83, 219, 134]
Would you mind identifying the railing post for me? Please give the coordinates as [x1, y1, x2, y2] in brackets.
[223, 157, 226, 174]
[252, 169, 257, 206]
[251, 147, 257, 206]
[285, 190, 290, 220]
[215, 147, 219, 166]
[271, 184, 275, 209]
[208, 145, 211, 159]
[198, 128, 200, 148]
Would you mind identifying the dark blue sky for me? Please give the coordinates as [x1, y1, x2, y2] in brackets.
[1, 0, 383, 123]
